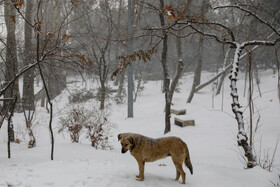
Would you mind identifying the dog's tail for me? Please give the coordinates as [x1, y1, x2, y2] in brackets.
[184, 144, 193, 175]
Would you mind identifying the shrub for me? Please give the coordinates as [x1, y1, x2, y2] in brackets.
[58, 105, 86, 143]
[114, 89, 126, 104]
[59, 105, 113, 149]
[68, 89, 95, 103]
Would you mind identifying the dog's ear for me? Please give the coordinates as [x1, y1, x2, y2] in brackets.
[128, 136, 134, 145]
[127, 136, 135, 150]
[118, 134, 122, 141]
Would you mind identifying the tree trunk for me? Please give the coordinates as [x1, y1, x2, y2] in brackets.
[243, 60, 249, 97]
[195, 28, 276, 94]
[187, 0, 207, 103]
[169, 31, 184, 104]
[117, 72, 125, 99]
[127, 0, 135, 118]
[114, 0, 123, 87]
[252, 55, 262, 97]
[23, 110, 36, 148]
[216, 48, 231, 95]
[36, 1, 54, 160]
[248, 51, 253, 147]
[170, 60, 184, 104]
[43, 0, 66, 100]
[187, 35, 204, 103]
[159, 0, 171, 134]
[22, 0, 35, 111]
[194, 63, 232, 93]
[100, 81, 105, 110]
[4, 0, 20, 141]
[7, 97, 17, 158]
[230, 44, 256, 168]
[275, 47, 280, 102]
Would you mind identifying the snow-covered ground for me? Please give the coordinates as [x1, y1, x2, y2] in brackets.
[0, 70, 279, 187]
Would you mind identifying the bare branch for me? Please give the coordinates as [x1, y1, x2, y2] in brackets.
[213, 5, 280, 37]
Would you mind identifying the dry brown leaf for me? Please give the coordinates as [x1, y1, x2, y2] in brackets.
[14, 0, 24, 8]
[10, 16, 16, 23]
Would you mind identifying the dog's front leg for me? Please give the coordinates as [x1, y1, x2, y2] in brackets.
[136, 159, 145, 181]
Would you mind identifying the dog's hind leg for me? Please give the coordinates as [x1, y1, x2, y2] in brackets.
[172, 157, 186, 184]
[136, 159, 145, 181]
[175, 169, 180, 181]
[177, 164, 186, 184]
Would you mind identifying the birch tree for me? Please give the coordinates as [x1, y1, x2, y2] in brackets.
[142, 1, 280, 167]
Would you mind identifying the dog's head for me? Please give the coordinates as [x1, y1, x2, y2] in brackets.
[118, 133, 135, 154]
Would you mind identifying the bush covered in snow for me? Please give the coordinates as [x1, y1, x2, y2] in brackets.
[58, 105, 113, 149]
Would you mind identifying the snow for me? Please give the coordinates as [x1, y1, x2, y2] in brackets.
[1, 70, 280, 187]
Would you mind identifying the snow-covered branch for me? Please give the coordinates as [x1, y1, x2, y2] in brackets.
[213, 5, 280, 37]
[0, 61, 38, 97]
[229, 44, 257, 168]
[0, 54, 46, 97]
[241, 39, 280, 48]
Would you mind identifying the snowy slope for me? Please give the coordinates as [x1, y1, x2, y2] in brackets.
[0, 70, 279, 187]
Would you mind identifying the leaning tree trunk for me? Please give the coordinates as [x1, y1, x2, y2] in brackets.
[216, 48, 231, 95]
[169, 34, 184, 104]
[187, 0, 207, 103]
[187, 35, 204, 103]
[170, 60, 184, 104]
[230, 44, 256, 168]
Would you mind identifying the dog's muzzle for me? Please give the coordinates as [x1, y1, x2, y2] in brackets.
[121, 148, 127, 154]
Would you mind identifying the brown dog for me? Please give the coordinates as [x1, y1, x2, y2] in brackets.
[118, 133, 193, 184]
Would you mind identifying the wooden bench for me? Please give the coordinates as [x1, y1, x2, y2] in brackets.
[174, 117, 195, 127]
[170, 108, 186, 115]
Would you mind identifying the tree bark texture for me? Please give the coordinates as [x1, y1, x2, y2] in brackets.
[169, 30, 184, 104]
[4, 0, 20, 113]
[7, 97, 17, 158]
[275, 48, 280, 102]
[230, 45, 256, 168]
[187, 0, 207, 103]
[36, 31, 54, 160]
[216, 48, 231, 95]
[159, 0, 171, 134]
[100, 80, 106, 110]
[127, 0, 134, 118]
[22, 0, 35, 111]
[36, 3, 54, 160]
[43, 0, 66, 100]
[248, 51, 253, 147]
